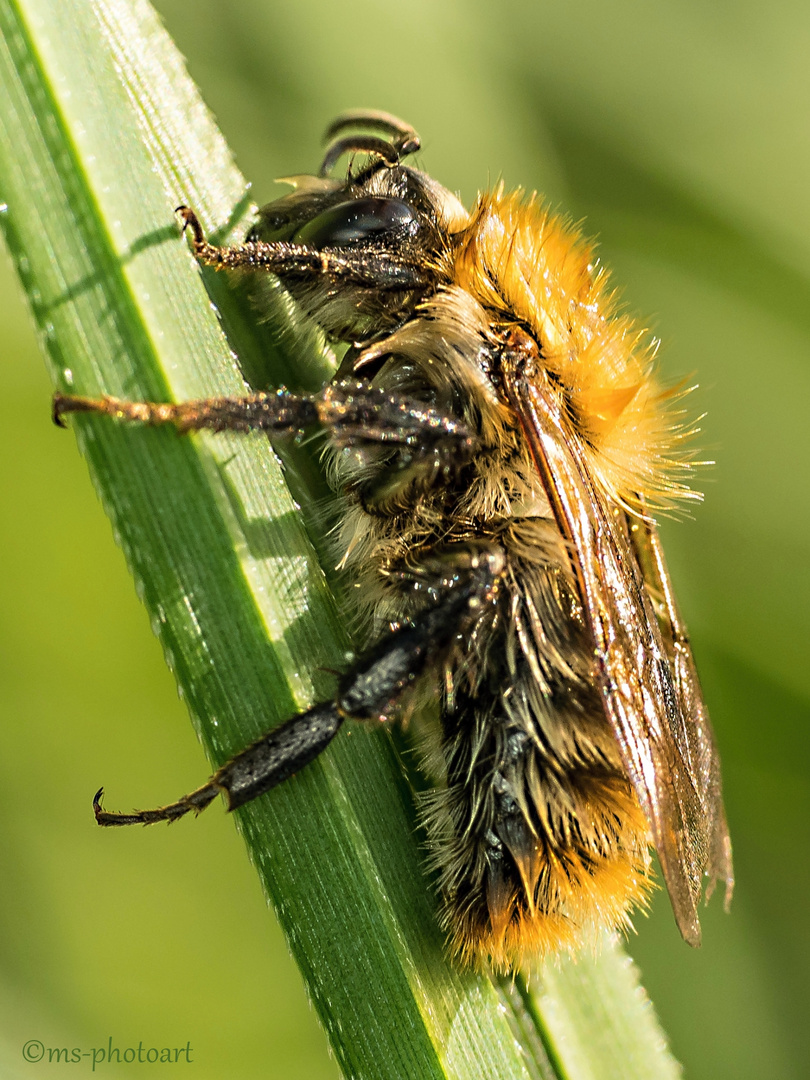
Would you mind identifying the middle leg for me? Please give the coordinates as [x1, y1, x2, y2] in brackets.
[53, 381, 475, 462]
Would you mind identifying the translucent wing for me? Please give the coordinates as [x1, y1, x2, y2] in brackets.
[503, 352, 733, 945]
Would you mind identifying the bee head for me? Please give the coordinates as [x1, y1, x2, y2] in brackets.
[246, 112, 470, 342]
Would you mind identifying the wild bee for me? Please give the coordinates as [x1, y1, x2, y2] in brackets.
[54, 110, 733, 970]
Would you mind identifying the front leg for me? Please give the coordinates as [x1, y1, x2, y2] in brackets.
[177, 206, 432, 291]
[94, 547, 504, 826]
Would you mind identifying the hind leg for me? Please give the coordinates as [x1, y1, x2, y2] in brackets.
[94, 547, 503, 826]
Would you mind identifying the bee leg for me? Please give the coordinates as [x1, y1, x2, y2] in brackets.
[92, 698, 344, 826]
[52, 388, 323, 434]
[52, 382, 476, 465]
[94, 548, 503, 827]
[176, 206, 431, 291]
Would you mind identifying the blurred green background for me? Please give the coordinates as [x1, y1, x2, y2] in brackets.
[2, 1, 809, 1077]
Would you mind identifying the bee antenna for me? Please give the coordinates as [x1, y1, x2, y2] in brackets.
[323, 109, 419, 146]
[319, 110, 420, 176]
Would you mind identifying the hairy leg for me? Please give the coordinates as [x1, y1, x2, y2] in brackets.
[176, 206, 431, 290]
[53, 382, 475, 481]
[94, 547, 504, 826]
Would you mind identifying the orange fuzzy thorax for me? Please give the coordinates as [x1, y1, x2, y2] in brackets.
[450, 188, 698, 513]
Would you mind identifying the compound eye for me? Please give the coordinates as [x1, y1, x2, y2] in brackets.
[294, 197, 417, 247]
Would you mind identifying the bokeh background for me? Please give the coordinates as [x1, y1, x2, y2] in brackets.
[2, 1, 809, 1077]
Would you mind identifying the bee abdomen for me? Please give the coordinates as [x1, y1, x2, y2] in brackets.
[429, 686, 652, 971]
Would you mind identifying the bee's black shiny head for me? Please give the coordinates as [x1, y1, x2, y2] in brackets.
[244, 114, 469, 342]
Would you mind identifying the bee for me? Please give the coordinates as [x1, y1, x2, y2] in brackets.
[54, 110, 733, 970]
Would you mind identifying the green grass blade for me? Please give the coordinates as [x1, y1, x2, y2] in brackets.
[0, 0, 682, 1077]
[530, 936, 682, 1080]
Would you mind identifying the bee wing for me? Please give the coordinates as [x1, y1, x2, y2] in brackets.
[504, 362, 733, 945]
[628, 506, 734, 908]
